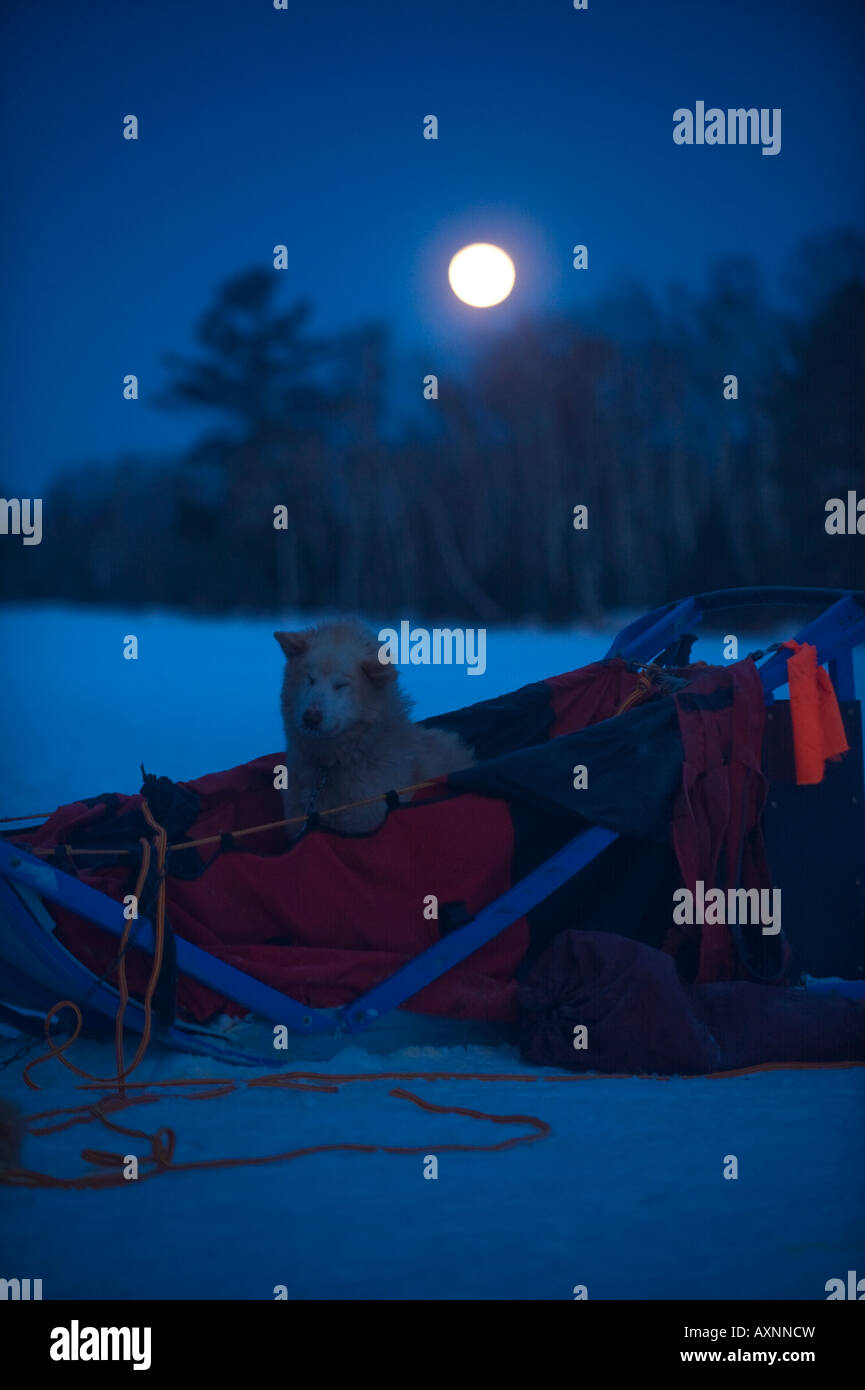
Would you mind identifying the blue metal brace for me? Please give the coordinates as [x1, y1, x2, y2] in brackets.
[335, 826, 618, 1032]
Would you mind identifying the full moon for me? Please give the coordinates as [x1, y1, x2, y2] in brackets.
[448, 243, 515, 307]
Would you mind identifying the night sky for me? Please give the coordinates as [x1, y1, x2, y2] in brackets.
[2, 0, 863, 492]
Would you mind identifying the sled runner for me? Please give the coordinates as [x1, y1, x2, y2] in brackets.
[1, 586, 863, 1066]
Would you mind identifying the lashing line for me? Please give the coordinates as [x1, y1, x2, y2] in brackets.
[0, 687, 662, 855]
[611, 659, 703, 717]
[19, 800, 168, 1095]
[0, 777, 443, 856]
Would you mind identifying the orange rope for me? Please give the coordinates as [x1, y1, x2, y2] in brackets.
[0, 1072, 552, 1190]
[3, 1054, 861, 1190]
[612, 659, 708, 718]
[614, 663, 662, 717]
[13, 778, 441, 858]
[22, 806, 168, 1093]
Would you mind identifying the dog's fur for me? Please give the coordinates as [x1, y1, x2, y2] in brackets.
[275, 619, 475, 835]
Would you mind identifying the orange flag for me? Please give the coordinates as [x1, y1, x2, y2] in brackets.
[782, 641, 850, 785]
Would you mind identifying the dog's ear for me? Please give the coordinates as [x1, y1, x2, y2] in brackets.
[361, 656, 397, 685]
[274, 630, 311, 659]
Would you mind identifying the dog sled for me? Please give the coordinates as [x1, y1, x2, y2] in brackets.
[1, 586, 863, 1072]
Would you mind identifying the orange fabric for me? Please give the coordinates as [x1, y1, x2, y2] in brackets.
[782, 642, 850, 785]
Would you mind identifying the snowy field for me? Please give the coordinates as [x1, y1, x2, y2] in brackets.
[1, 602, 863, 1301]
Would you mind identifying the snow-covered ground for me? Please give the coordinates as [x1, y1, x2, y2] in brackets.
[1, 603, 863, 1300]
[0, 603, 617, 812]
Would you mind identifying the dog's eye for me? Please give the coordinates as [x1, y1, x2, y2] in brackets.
[333, 681, 349, 691]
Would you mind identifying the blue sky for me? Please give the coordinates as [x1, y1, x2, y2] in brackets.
[1, 0, 863, 491]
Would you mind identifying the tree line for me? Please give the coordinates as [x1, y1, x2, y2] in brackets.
[3, 228, 863, 622]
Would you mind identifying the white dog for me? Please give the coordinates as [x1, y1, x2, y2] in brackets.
[275, 620, 475, 835]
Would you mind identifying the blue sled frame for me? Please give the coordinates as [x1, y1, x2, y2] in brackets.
[1, 586, 863, 1059]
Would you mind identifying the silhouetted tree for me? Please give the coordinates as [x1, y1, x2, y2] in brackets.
[771, 277, 865, 588]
